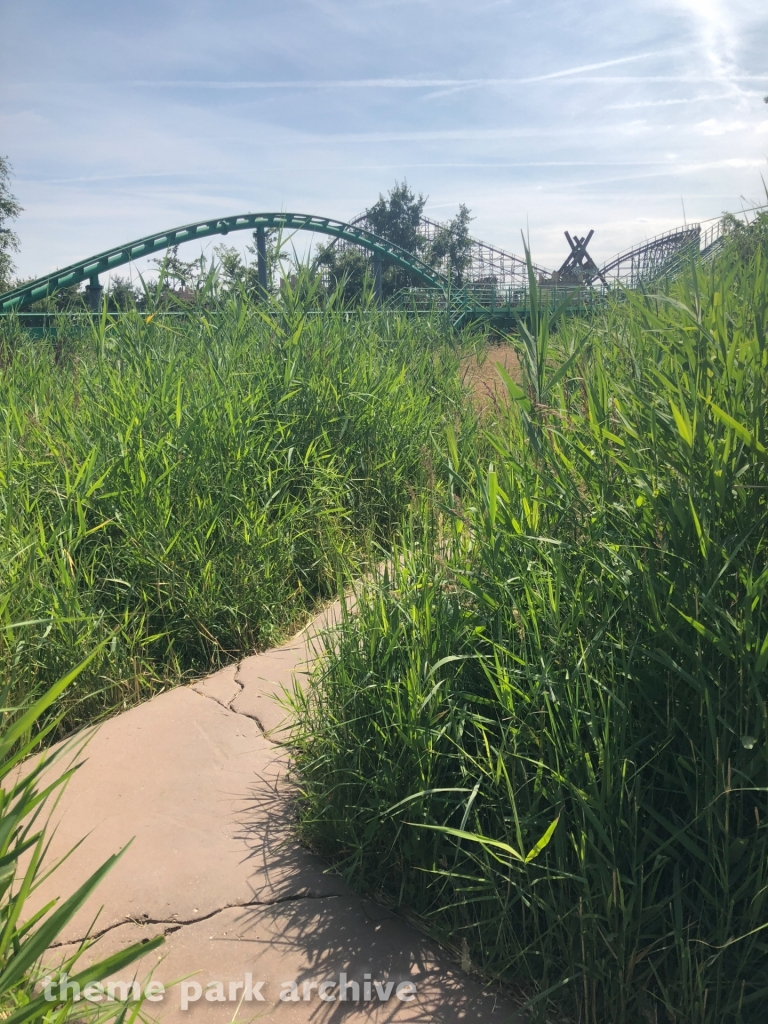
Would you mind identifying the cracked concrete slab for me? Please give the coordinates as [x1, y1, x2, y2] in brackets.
[191, 663, 241, 710]
[50, 900, 518, 1023]
[232, 598, 344, 738]
[232, 646, 309, 737]
[34, 601, 523, 1023]
[31, 687, 348, 944]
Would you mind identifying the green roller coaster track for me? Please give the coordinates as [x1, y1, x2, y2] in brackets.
[4, 203, 760, 325]
[0, 212, 450, 314]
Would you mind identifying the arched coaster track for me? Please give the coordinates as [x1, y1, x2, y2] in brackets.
[0, 212, 449, 313]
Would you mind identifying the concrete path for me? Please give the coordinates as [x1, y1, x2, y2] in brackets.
[38, 603, 522, 1023]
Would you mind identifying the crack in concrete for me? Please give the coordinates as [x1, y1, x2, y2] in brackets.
[229, 662, 269, 736]
[187, 665, 271, 739]
[188, 681, 238, 713]
[186, 601, 340, 744]
[49, 892, 345, 948]
[188, 659, 292, 741]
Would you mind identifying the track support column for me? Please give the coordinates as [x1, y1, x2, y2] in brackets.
[84, 275, 103, 312]
[255, 227, 268, 300]
[373, 259, 382, 304]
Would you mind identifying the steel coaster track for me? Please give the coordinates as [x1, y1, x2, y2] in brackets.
[0, 212, 452, 314]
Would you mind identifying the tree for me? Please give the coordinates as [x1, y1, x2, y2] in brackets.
[315, 245, 373, 304]
[0, 156, 23, 291]
[362, 181, 429, 298]
[426, 204, 474, 286]
[150, 245, 202, 292]
[721, 210, 768, 261]
[316, 181, 474, 303]
[365, 180, 427, 255]
[212, 244, 246, 291]
[107, 275, 141, 311]
[212, 231, 286, 297]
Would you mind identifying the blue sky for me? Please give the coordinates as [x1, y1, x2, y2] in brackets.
[1, 0, 767, 281]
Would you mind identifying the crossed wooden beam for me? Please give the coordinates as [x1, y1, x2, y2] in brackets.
[555, 230, 607, 286]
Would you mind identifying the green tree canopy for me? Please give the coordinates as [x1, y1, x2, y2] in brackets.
[720, 210, 768, 262]
[212, 230, 287, 296]
[315, 180, 474, 303]
[0, 156, 23, 291]
[315, 247, 373, 304]
[364, 180, 429, 297]
[427, 204, 474, 286]
[365, 180, 427, 255]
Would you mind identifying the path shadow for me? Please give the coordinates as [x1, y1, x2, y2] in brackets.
[230, 764, 519, 1023]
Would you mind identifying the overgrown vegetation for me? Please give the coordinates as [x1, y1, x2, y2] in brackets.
[4, 170, 768, 1020]
[0, 289, 470, 736]
[289, 237, 768, 1022]
[721, 209, 768, 263]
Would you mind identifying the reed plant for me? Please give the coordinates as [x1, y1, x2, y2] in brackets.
[0, 292, 468, 733]
[289, 241, 768, 1022]
[0, 646, 163, 1024]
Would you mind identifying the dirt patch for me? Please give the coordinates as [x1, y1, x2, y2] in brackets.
[461, 343, 523, 414]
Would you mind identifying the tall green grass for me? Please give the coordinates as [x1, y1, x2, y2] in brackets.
[290, 244, 768, 1022]
[0, 296, 468, 733]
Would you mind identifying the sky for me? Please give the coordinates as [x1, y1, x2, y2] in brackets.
[1, 0, 767, 282]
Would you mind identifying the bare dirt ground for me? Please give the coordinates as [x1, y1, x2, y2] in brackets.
[461, 341, 523, 414]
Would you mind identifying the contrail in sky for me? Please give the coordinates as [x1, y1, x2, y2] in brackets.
[128, 50, 689, 90]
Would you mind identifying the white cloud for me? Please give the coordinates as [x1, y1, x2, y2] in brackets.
[648, 0, 763, 99]
[609, 95, 725, 109]
[695, 118, 747, 135]
[129, 52, 688, 93]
